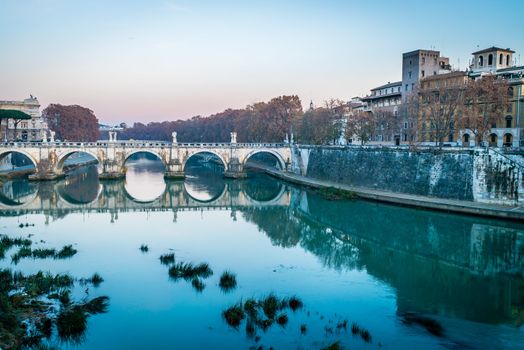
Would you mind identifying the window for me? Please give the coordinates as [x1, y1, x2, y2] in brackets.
[506, 54, 510, 66]
[433, 71, 437, 75]
[508, 87, 514, 97]
[408, 71, 412, 79]
[404, 122, 408, 129]
[411, 83, 415, 90]
[422, 70, 425, 77]
[479, 55, 483, 67]
[488, 54, 493, 65]
[491, 122, 497, 128]
[506, 116, 512, 128]
[422, 57, 425, 65]
[507, 103, 513, 113]
[405, 84, 408, 91]
[499, 53, 503, 65]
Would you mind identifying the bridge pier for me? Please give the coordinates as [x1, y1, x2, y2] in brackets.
[28, 159, 65, 181]
[164, 159, 185, 179]
[99, 159, 125, 180]
[223, 157, 247, 179]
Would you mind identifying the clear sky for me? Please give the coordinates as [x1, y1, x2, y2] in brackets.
[1, 0, 523, 124]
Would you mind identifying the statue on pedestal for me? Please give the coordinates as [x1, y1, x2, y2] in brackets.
[230, 132, 237, 144]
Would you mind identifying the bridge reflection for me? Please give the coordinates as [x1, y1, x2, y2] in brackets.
[0, 167, 289, 214]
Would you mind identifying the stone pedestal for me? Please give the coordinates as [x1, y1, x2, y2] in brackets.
[164, 159, 185, 179]
[223, 157, 246, 179]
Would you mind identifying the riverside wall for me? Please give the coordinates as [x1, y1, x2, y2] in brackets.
[289, 146, 524, 206]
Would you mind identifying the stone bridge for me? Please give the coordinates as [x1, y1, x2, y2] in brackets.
[0, 135, 292, 180]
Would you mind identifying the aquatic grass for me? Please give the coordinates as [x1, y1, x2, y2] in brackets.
[350, 322, 372, 343]
[31, 248, 56, 259]
[261, 293, 281, 320]
[168, 261, 213, 280]
[56, 305, 87, 344]
[191, 278, 205, 292]
[11, 246, 32, 263]
[321, 341, 343, 350]
[219, 271, 237, 292]
[300, 324, 307, 335]
[276, 313, 288, 326]
[288, 296, 303, 312]
[244, 298, 259, 317]
[223, 303, 245, 329]
[159, 253, 175, 265]
[80, 273, 104, 287]
[139, 244, 149, 253]
[336, 319, 348, 330]
[83, 296, 110, 314]
[55, 245, 77, 259]
[318, 186, 357, 201]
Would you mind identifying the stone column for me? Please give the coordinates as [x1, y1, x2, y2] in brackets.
[164, 146, 185, 179]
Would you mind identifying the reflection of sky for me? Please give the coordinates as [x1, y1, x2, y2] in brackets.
[124, 159, 166, 202]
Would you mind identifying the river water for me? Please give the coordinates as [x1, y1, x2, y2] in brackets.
[0, 159, 523, 349]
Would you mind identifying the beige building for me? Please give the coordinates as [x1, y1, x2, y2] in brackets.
[0, 96, 48, 142]
[464, 47, 523, 148]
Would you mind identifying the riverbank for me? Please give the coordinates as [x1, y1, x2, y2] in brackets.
[264, 168, 524, 221]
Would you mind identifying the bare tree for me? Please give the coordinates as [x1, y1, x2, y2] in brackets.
[460, 75, 509, 146]
[346, 111, 375, 145]
[418, 84, 465, 148]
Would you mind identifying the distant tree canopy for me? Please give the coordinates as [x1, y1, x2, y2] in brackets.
[120, 95, 304, 143]
[43, 104, 100, 142]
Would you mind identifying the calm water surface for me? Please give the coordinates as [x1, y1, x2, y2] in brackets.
[1, 159, 523, 349]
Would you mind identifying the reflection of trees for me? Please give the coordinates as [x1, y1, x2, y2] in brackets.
[242, 189, 524, 326]
[242, 207, 301, 248]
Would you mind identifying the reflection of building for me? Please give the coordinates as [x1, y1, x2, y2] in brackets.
[0, 96, 48, 141]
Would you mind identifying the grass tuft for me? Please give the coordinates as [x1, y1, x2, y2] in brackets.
[191, 278, 205, 292]
[276, 313, 288, 326]
[288, 296, 303, 311]
[219, 271, 237, 292]
[159, 253, 175, 265]
[223, 303, 245, 329]
[55, 245, 77, 259]
[139, 244, 149, 253]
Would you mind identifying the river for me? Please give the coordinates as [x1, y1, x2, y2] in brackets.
[0, 158, 523, 349]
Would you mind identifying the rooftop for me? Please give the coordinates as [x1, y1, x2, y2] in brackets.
[472, 46, 515, 55]
[370, 81, 402, 91]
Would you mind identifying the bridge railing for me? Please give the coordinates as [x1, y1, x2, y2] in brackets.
[0, 141, 289, 148]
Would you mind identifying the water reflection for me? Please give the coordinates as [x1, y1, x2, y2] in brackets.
[0, 164, 523, 348]
[184, 153, 226, 202]
[124, 157, 166, 202]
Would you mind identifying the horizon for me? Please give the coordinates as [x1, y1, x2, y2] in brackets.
[1, 0, 524, 124]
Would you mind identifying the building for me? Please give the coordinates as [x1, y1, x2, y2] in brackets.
[361, 81, 403, 144]
[402, 49, 451, 97]
[465, 46, 523, 147]
[0, 96, 48, 142]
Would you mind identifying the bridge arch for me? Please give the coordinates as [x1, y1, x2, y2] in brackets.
[55, 149, 102, 173]
[0, 149, 38, 169]
[243, 149, 286, 170]
[183, 150, 228, 172]
[124, 150, 168, 168]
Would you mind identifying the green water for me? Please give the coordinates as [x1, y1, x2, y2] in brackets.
[0, 160, 523, 349]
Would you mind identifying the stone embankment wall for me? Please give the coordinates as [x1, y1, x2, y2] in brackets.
[290, 146, 524, 205]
